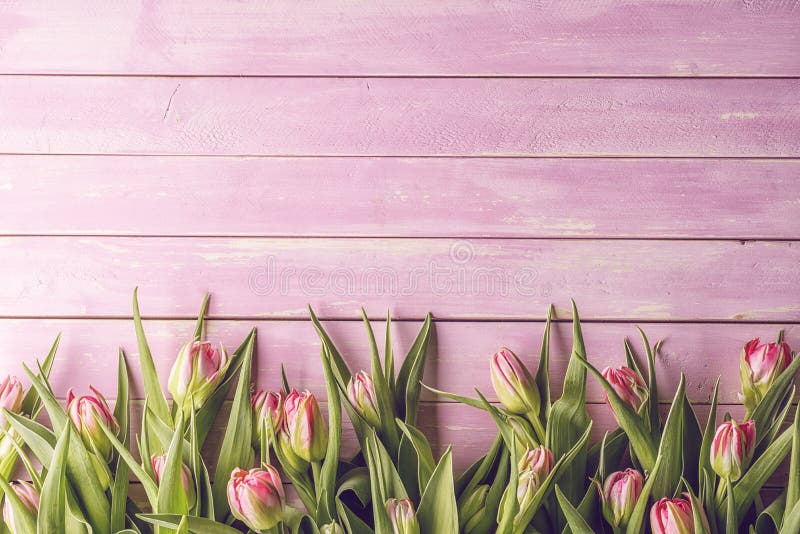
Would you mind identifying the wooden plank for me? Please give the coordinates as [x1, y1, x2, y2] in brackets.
[1, 77, 798, 157]
[0, 1, 798, 76]
[0, 318, 794, 404]
[0, 237, 797, 321]
[3, 156, 799, 239]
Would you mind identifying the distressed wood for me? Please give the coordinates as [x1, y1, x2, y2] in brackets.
[0, 1, 798, 76]
[0, 237, 797, 321]
[1, 77, 798, 157]
[2, 156, 799, 239]
[0, 318, 793, 404]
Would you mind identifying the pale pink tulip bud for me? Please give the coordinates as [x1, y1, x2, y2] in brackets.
[516, 446, 554, 508]
[2, 480, 39, 533]
[711, 419, 756, 481]
[227, 465, 285, 531]
[66, 386, 120, 462]
[284, 389, 328, 462]
[602, 366, 647, 411]
[386, 498, 420, 534]
[168, 340, 231, 415]
[348, 371, 381, 427]
[151, 454, 197, 509]
[252, 390, 284, 445]
[490, 348, 540, 416]
[0, 376, 24, 429]
[650, 494, 709, 534]
[320, 522, 345, 534]
[601, 469, 643, 528]
[740, 338, 793, 412]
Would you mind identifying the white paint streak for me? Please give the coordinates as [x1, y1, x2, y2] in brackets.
[721, 112, 759, 120]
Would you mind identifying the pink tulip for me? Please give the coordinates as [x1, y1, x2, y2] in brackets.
[2, 480, 39, 533]
[227, 465, 285, 531]
[284, 389, 328, 462]
[168, 340, 231, 415]
[348, 371, 381, 427]
[151, 454, 197, 508]
[740, 338, 793, 412]
[490, 347, 540, 416]
[601, 469, 643, 528]
[386, 498, 420, 534]
[0, 376, 24, 429]
[711, 419, 756, 481]
[66, 386, 120, 461]
[252, 390, 284, 445]
[602, 366, 647, 411]
[516, 446, 554, 508]
[650, 495, 709, 534]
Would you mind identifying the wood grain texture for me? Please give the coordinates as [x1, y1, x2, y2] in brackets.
[1, 77, 798, 156]
[0, 1, 798, 76]
[2, 156, 799, 239]
[0, 318, 793, 404]
[0, 236, 797, 321]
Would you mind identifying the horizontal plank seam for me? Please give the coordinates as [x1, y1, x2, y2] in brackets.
[1, 74, 799, 80]
[2, 153, 800, 159]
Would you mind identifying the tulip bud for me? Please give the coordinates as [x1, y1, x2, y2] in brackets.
[66, 387, 120, 462]
[490, 348, 539, 416]
[601, 366, 647, 411]
[2, 480, 39, 533]
[277, 428, 309, 472]
[284, 389, 328, 462]
[517, 446, 554, 509]
[320, 522, 345, 534]
[227, 465, 285, 531]
[711, 419, 756, 481]
[0, 376, 24, 429]
[740, 338, 792, 413]
[252, 390, 284, 446]
[151, 454, 197, 509]
[650, 495, 710, 534]
[348, 371, 381, 427]
[386, 498, 420, 534]
[600, 469, 643, 528]
[458, 484, 489, 533]
[168, 340, 231, 415]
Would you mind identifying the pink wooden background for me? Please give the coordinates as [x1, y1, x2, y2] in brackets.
[1, 1, 799, 497]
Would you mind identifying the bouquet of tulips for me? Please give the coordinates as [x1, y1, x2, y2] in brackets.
[0, 292, 797, 534]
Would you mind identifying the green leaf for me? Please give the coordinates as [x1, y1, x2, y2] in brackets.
[318, 346, 342, 523]
[534, 307, 553, 425]
[20, 332, 60, 417]
[496, 440, 519, 534]
[96, 413, 159, 505]
[651, 374, 686, 498]
[212, 330, 256, 519]
[698, 379, 720, 489]
[395, 313, 432, 426]
[750, 352, 800, 447]
[193, 293, 211, 341]
[555, 485, 594, 534]
[159, 412, 189, 515]
[363, 431, 408, 534]
[682, 395, 704, 490]
[421, 384, 486, 410]
[625, 456, 663, 534]
[636, 327, 661, 437]
[133, 287, 171, 427]
[787, 403, 800, 514]
[396, 419, 436, 493]
[361, 309, 400, 457]
[38, 423, 71, 534]
[0, 477, 37, 534]
[417, 448, 458, 534]
[384, 311, 395, 394]
[780, 494, 800, 534]
[112, 349, 132, 532]
[137, 514, 242, 534]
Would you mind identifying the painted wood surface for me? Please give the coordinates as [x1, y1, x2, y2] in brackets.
[0, 319, 794, 405]
[0, 237, 797, 321]
[1, 77, 798, 156]
[2, 156, 799, 239]
[0, 1, 798, 76]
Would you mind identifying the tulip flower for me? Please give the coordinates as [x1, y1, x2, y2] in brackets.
[66, 386, 120, 461]
[601, 366, 647, 411]
[600, 469, 643, 528]
[650, 495, 709, 534]
[740, 338, 793, 413]
[2, 480, 39, 533]
[347, 371, 381, 427]
[711, 419, 756, 481]
[490, 348, 540, 417]
[252, 390, 284, 445]
[151, 454, 197, 509]
[284, 389, 328, 462]
[458, 484, 489, 533]
[168, 340, 231, 415]
[0, 376, 24, 429]
[517, 446, 554, 509]
[277, 428, 309, 472]
[386, 498, 420, 534]
[320, 522, 345, 534]
[227, 465, 285, 531]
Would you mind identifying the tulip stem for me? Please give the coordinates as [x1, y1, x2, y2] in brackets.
[311, 460, 322, 499]
[525, 412, 546, 445]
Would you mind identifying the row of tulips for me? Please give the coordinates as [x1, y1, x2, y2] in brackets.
[0, 292, 797, 533]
